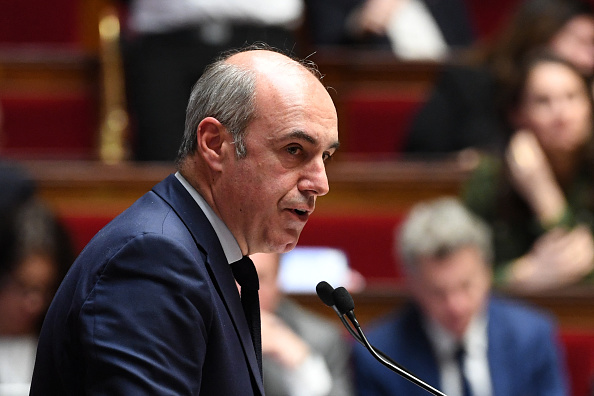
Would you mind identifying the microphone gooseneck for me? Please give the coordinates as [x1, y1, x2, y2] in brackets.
[316, 281, 447, 396]
[315, 283, 411, 372]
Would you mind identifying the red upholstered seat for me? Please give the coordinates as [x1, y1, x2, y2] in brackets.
[561, 330, 594, 396]
[1, 93, 98, 159]
[464, 0, 522, 40]
[59, 214, 113, 254]
[0, 0, 80, 45]
[341, 90, 425, 154]
[60, 213, 407, 284]
[298, 214, 405, 284]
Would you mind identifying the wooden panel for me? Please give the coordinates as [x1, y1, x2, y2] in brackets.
[21, 156, 472, 218]
[314, 49, 440, 91]
[292, 284, 594, 331]
[0, 48, 98, 94]
[319, 154, 475, 215]
[21, 160, 174, 218]
[20, 157, 471, 283]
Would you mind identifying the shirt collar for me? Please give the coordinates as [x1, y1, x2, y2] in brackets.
[423, 305, 488, 360]
[175, 172, 243, 264]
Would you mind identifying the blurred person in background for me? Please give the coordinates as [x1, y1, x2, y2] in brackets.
[0, 166, 73, 395]
[352, 197, 568, 396]
[251, 252, 354, 396]
[463, 50, 594, 291]
[405, 0, 594, 154]
[120, 0, 304, 161]
[304, 0, 475, 60]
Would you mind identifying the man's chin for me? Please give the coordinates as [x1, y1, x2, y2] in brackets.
[279, 239, 299, 253]
[271, 234, 301, 253]
[261, 225, 305, 253]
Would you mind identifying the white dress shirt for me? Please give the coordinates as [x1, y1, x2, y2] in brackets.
[129, 0, 303, 34]
[424, 309, 493, 396]
[175, 172, 242, 264]
[0, 335, 37, 396]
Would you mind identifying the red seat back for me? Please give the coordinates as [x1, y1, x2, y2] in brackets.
[561, 330, 594, 396]
[341, 90, 425, 154]
[298, 214, 405, 283]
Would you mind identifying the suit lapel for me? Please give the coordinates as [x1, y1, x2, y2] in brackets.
[153, 174, 264, 395]
[486, 298, 512, 396]
[404, 304, 442, 392]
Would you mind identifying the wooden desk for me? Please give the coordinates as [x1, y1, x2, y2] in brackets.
[21, 155, 473, 218]
[292, 284, 594, 331]
[313, 48, 441, 93]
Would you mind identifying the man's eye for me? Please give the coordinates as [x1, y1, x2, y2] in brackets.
[287, 146, 302, 155]
[323, 152, 333, 162]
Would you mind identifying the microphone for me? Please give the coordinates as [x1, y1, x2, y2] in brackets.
[316, 281, 362, 342]
[315, 281, 335, 307]
[316, 282, 447, 396]
[316, 282, 408, 366]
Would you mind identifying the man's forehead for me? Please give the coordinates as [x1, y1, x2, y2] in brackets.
[226, 50, 302, 74]
[272, 129, 338, 148]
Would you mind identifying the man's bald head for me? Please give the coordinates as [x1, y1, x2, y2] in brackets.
[176, 44, 325, 165]
[225, 48, 321, 81]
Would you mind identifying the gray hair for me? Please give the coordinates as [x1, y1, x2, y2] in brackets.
[396, 197, 493, 274]
[176, 43, 324, 165]
[176, 60, 257, 163]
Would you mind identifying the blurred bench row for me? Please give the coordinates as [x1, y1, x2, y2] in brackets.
[0, 0, 526, 160]
[21, 156, 471, 282]
[0, 46, 440, 160]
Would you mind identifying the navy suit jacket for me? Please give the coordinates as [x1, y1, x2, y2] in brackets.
[30, 174, 264, 395]
[352, 297, 569, 396]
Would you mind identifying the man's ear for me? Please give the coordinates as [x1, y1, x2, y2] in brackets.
[197, 117, 227, 171]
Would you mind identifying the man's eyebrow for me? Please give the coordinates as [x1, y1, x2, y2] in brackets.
[287, 130, 316, 144]
[286, 130, 340, 150]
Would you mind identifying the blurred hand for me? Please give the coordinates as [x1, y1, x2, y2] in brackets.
[353, 0, 405, 35]
[509, 225, 594, 290]
[506, 130, 567, 226]
[261, 310, 310, 369]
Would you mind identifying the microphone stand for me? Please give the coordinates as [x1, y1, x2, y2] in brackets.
[331, 304, 415, 373]
[317, 282, 447, 396]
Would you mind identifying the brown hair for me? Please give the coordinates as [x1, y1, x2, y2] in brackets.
[471, 0, 594, 87]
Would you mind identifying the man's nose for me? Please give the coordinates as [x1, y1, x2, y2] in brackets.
[298, 158, 330, 196]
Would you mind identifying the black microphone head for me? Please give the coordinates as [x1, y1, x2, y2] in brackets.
[316, 281, 336, 307]
[333, 286, 355, 315]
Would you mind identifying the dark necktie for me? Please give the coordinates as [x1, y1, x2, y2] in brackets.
[231, 256, 262, 378]
[455, 344, 472, 396]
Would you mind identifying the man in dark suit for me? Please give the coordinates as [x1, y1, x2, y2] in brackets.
[352, 197, 569, 396]
[29, 44, 340, 395]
